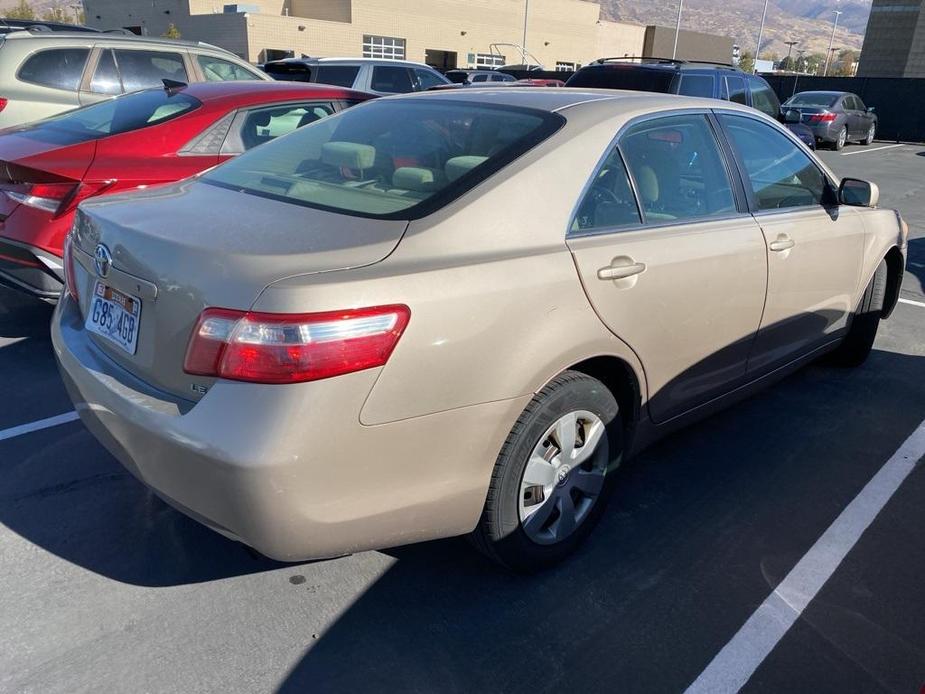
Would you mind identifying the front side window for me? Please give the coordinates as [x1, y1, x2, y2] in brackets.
[115, 50, 188, 91]
[620, 114, 736, 223]
[312, 65, 360, 88]
[228, 102, 336, 153]
[719, 114, 829, 211]
[747, 76, 779, 117]
[676, 74, 714, 98]
[203, 100, 563, 219]
[414, 68, 445, 90]
[90, 49, 122, 94]
[362, 35, 406, 60]
[371, 65, 414, 93]
[13, 89, 199, 145]
[571, 147, 641, 232]
[18, 48, 90, 91]
[725, 75, 748, 104]
[198, 55, 261, 81]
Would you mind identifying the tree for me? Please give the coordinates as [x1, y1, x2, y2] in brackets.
[778, 55, 797, 72]
[804, 52, 827, 75]
[738, 50, 755, 74]
[162, 23, 182, 39]
[5, 0, 36, 20]
[832, 49, 858, 76]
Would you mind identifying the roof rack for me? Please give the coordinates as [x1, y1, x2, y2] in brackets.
[594, 56, 684, 65]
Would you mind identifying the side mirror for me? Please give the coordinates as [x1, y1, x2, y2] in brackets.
[839, 178, 879, 207]
[783, 108, 802, 124]
[866, 106, 876, 113]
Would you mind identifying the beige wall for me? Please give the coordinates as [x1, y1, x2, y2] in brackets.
[85, 0, 649, 65]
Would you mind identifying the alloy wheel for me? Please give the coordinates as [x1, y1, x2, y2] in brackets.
[518, 410, 609, 545]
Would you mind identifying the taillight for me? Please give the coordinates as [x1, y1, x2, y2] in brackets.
[0, 98, 7, 113]
[2, 180, 114, 217]
[184, 305, 411, 384]
[809, 112, 837, 123]
[63, 233, 79, 302]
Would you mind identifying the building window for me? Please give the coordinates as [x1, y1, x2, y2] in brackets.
[470, 53, 505, 69]
[555, 61, 578, 72]
[363, 35, 406, 60]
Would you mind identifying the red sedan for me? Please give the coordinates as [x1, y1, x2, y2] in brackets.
[0, 81, 372, 300]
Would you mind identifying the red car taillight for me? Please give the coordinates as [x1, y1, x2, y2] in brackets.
[63, 233, 79, 302]
[2, 180, 114, 217]
[0, 98, 8, 113]
[184, 305, 411, 384]
[809, 112, 837, 123]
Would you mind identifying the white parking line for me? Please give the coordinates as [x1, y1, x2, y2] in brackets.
[685, 418, 925, 694]
[0, 411, 79, 443]
[840, 144, 904, 156]
[899, 297, 925, 309]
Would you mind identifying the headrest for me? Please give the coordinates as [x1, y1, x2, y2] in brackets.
[253, 112, 272, 128]
[321, 141, 376, 170]
[445, 156, 488, 182]
[636, 165, 659, 203]
[392, 167, 440, 192]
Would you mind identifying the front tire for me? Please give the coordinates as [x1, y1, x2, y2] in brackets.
[833, 126, 848, 150]
[470, 371, 622, 572]
[828, 260, 887, 367]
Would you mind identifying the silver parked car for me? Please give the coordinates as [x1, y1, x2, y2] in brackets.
[781, 91, 878, 150]
[0, 30, 269, 128]
[262, 57, 450, 95]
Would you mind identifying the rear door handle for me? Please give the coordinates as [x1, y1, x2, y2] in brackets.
[768, 235, 795, 252]
[598, 261, 646, 281]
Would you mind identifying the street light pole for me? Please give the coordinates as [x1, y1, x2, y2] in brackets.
[754, 0, 770, 73]
[672, 0, 684, 60]
[522, 0, 529, 54]
[823, 9, 843, 76]
[784, 40, 797, 68]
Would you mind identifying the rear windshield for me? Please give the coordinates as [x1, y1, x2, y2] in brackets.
[785, 93, 839, 108]
[263, 62, 312, 82]
[565, 65, 674, 92]
[9, 89, 200, 146]
[202, 99, 564, 220]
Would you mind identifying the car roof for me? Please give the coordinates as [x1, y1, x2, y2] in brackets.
[581, 58, 742, 73]
[174, 80, 373, 106]
[267, 56, 435, 69]
[790, 90, 850, 97]
[389, 85, 760, 115]
[0, 30, 229, 52]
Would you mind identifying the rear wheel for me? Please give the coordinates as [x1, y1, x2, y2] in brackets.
[833, 126, 848, 150]
[470, 371, 622, 572]
[828, 260, 887, 367]
[862, 123, 876, 145]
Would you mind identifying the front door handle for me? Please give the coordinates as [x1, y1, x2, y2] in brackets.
[598, 261, 646, 281]
[768, 235, 795, 252]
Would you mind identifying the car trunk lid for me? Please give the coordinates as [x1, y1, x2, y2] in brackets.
[71, 179, 408, 399]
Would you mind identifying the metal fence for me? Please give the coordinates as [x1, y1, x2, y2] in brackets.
[500, 70, 925, 144]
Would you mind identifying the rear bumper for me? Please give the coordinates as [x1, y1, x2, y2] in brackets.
[807, 121, 844, 142]
[0, 236, 63, 300]
[52, 295, 523, 561]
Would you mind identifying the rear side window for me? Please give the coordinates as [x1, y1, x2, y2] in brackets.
[371, 66, 414, 93]
[18, 48, 90, 91]
[115, 50, 188, 92]
[747, 76, 779, 117]
[725, 75, 748, 104]
[571, 146, 641, 232]
[414, 68, 445, 90]
[719, 114, 828, 211]
[565, 66, 674, 92]
[471, 74, 488, 82]
[312, 65, 360, 87]
[676, 74, 714, 98]
[202, 100, 564, 219]
[16, 89, 199, 145]
[225, 102, 336, 154]
[90, 49, 122, 94]
[197, 55, 260, 81]
[620, 114, 736, 223]
[263, 62, 313, 82]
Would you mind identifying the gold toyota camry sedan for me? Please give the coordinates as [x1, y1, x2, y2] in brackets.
[53, 88, 908, 571]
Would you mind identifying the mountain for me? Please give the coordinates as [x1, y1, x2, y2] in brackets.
[600, 0, 869, 58]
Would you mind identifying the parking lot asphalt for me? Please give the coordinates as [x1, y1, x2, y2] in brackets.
[1, 142, 924, 694]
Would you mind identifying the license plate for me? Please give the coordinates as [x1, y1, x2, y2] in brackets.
[85, 281, 141, 355]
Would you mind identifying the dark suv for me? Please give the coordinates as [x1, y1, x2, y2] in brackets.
[565, 57, 781, 119]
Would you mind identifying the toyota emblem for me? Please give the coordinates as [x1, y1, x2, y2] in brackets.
[94, 244, 112, 278]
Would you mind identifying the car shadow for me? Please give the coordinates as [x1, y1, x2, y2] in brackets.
[0, 285, 54, 340]
[274, 348, 925, 693]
